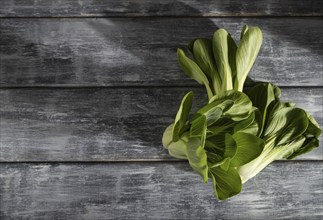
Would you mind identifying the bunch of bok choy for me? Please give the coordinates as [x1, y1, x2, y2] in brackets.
[162, 25, 321, 200]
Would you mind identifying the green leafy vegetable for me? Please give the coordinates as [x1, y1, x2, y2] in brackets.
[162, 25, 321, 200]
[237, 83, 321, 183]
[162, 90, 265, 200]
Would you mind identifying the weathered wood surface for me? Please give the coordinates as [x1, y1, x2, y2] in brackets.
[0, 18, 322, 87]
[1, 0, 322, 17]
[1, 0, 322, 219]
[0, 162, 322, 219]
[1, 87, 322, 162]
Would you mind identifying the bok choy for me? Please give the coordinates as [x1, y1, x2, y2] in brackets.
[162, 25, 321, 200]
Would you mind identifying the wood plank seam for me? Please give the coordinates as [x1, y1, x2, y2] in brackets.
[1, 15, 323, 19]
[0, 160, 322, 164]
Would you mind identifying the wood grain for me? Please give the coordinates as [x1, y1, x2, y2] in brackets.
[1, 1, 322, 219]
[0, 0, 322, 17]
[0, 162, 322, 219]
[1, 87, 321, 162]
[0, 18, 322, 87]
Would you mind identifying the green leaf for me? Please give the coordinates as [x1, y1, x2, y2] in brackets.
[190, 115, 207, 139]
[237, 136, 306, 183]
[209, 166, 242, 200]
[240, 25, 249, 40]
[172, 92, 193, 142]
[264, 107, 309, 145]
[192, 39, 215, 78]
[247, 83, 277, 133]
[177, 48, 213, 99]
[186, 118, 208, 182]
[272, 102, 295, 112]
[205, 133, 237, 171]
[213, 29, 234, 90]
[191, 95, 234, 126]
[207, 152, 232, 170]
[205, 133, 237, 158]
[304, 114, 321, 139]
[235, 26, 263, 91]
[233, 108, 260, 136]
[230, 132, 265, 167]
[210, 90, 253, 121]
[287, 113, 321, 159]
[192, 39, 222, 95]
[186, 116, 208, 182]
[204, 106, 223, 126]
[200, 99, 234, 115]
[207, 118, 236, 136]
[208, 109, 260, 137]
[228, 35, 238, 85]
[287, 137, 319, 160]
[191, 106, 225, 127]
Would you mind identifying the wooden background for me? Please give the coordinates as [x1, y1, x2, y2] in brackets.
[0, 1, 322, 219]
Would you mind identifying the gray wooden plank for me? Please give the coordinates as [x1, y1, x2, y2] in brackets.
[0, 0, 322, 17]
[0, 162, 322, 219]
[0, 87, 321, 162]
[0, 18, 322, 87]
